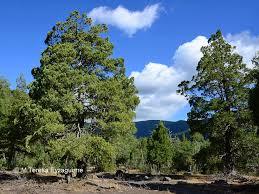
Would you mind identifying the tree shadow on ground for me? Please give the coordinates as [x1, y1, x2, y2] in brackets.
[126, 181, 259, 194]
[98, 172, 212, 182]
[0, 171, 62, 184]
[0, 171, 19, 181]
[22, 173, 62, 183]
[99, 172, 259, 194]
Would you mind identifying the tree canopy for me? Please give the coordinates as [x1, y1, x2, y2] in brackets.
[29, 11, 139, 140]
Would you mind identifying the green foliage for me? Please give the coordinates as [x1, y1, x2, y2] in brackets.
[0, 77, 12, 132]
[112, 134, 137, 167]
[129, 138, 148, 171]
[178, 30, 257, 174]
[194, 146, 223, 174]
[0, 75, 65, 169]
[6, 100, 64, 168]
[249, 53, 259, 129]
[0, 78, 32, 168]
[172, 133, 209, 172]
[49, 134, 115, 171]
[85, 135, 116, 171]
[0, 158, 7, 169]
[92, 77, 139, 140]
[234, 130, 259, 174]
[16, 142, 51, 168]
[29, 11, 139, 139]
[147, 121, 173, 173]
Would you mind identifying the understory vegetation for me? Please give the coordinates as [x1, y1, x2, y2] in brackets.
[0, 11, 258, 177]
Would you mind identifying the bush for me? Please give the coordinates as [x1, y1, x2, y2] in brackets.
[49, 134, 116, 172]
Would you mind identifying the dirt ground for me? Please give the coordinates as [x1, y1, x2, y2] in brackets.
[0, 171, 258, 194]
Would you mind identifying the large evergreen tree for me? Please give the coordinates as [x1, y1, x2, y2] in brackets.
[28, 11, 139, 175]
[178, 30, 256, 174]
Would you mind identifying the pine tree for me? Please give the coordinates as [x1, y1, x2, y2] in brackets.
[28, 11, 139, 175]
[147, 121, 172, 173]
[178, 30, 255, 174]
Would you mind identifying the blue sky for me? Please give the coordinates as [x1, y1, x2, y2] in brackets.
[0, 0, 259, 121]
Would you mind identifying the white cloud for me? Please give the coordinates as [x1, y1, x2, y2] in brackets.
[131, 63, 187, 121]
[131, 32, 259, 121]
[88, 4, 160, 36]
[130, 36, 208, 121]
[226, 31, 259, 68]
[173, 36, 208, 77]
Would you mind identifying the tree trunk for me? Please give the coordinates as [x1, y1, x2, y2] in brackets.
[79, 117, 84, 129]
[65, 173, 72, 183]
[224, 125, 234, 175]
[76, 117, 87, 178]
[76, 159, 87, 178]
[7, 146, 16, 170]
[76, 117, 84, 137]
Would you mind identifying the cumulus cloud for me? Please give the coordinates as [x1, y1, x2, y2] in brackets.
[226, 31, 259, 68]
[88, 4, 160, 36]
[130, 36, 208, 121]
[131, 63, 187, 121]
[173, 36, 208, 77]
[131, 32, 259, 121]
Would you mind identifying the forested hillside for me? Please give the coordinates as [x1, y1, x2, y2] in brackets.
[135, 120, 189, 138]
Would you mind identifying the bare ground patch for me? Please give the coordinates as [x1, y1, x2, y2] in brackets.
[0, 171, 258, 194]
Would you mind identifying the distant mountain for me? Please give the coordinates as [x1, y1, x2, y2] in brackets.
[134, 120, 189, 138]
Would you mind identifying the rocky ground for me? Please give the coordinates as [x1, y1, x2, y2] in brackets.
[0, 171, 258, 194]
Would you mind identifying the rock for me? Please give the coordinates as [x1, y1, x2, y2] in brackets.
[12, 167, 20, 174]
[162, 176, 171, 181]
[212, 179, 228, 185]
[115, 170, 125, 180]
[144, 175, 149, 180]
